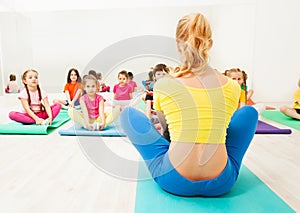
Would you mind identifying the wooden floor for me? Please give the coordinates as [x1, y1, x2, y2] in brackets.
[0, 93, 299, 212]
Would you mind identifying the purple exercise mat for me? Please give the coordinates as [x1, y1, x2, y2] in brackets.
[255, 120, 292, 134]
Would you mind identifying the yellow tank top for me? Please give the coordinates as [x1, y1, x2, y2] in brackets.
[293, 88, 300, 109]
[154, 77, 240, 144]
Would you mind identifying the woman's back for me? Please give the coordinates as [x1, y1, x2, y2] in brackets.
[154, 68, 240, 180]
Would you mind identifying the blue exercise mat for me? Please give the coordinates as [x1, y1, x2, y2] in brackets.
[58, 124, 126, 136]
[135, 162, 295, 213]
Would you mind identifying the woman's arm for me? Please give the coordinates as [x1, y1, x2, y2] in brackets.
[43, 97, 53, 124]
[20, 98, 43, 124]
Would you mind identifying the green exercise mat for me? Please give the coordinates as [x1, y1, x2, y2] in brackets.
[0, 112, 70, 135]
[261, 110, 300, 130]
[135, 163, 295, 213]
[136, 99, 147, 112]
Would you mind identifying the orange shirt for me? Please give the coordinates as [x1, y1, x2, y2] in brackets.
[64, 82, 83, 100]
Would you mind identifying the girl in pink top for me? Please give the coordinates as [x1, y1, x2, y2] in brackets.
[113, 70, 133, 111]
[113, 70, 133, 100]
[9, 69, 61, 125]
[68, 75, 120, 131]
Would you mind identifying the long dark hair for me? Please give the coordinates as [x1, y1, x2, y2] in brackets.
[67, 68, 82, 83]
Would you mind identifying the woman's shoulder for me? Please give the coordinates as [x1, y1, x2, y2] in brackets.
[223, 77, 240, 91]
[155, 75, 175, 87]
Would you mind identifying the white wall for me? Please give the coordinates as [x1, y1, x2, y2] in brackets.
[252, 0, 300, 102]
[0, 12, 32, 94]
[0, 0, 299, 103]
[1, 3, 256, 93]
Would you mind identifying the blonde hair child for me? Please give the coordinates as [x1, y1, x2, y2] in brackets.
[68, 75, 119, 130]
[225, 68, 276, 113]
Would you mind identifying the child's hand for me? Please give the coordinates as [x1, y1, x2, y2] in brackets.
[69, 101, 75, 108]
[48, 117, 53, 125]
[35, 118, 44, 125]
[98, 122, 105, 130]
[86, 123, 94, 131]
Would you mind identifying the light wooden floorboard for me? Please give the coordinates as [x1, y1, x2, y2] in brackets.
[0, 94, 299, 212]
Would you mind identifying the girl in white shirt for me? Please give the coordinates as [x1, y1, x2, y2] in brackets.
[9, 69, 61, 125]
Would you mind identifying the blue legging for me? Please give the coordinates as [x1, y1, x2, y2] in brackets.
[120, 106, 258, 197]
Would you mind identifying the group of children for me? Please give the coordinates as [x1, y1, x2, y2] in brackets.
[7, 68, 139, 131]
[5, 65, 300, 132]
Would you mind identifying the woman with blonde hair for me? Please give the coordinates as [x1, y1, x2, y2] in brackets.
[120, 13, 258, 196]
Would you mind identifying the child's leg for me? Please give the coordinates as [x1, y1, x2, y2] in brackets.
[9, 111, 36, 124]
[68, 108, 86, 128]
[120, 107, 170, 173]
[51, 103, 62, 120]
[225, 106, 258, 171]
[105, 106, 121, 126]
[280, 106, 300, 120]
[35, 103, 62, 120]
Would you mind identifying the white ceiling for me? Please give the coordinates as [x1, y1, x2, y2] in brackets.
[0, 0, 255, 12]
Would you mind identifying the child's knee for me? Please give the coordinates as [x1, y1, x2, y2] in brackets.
[8, 111, 16, 120]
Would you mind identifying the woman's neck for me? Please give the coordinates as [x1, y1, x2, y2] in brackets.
[191, 64, 210, 74]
